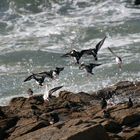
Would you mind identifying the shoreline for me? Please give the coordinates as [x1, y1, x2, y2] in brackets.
[0, 80, 140, 140]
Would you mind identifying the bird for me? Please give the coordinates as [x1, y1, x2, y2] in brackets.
[43, 85, 63, 102]
[27, 88, 33, 97]
[49, 112, 60, 124]
[24, 73, 49, 86]
[81, 36, 106, 61]
[79, 63, 101, 75]
[51, 67, 64, 79]
[100, 97, 107, 109]
[61, 36, 106, 64]
[103, 110, 110, 119]
[108, 47, 122, 70]
[61, 49, 83, 64]
[127, 97, 133, 108]
[23, 67, 64, 86]
[38, 67, 64, 80]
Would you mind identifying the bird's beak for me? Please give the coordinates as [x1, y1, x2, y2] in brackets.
[61, 53, 70, 57]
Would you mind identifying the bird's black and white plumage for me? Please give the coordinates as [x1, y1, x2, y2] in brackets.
[61, 49, 83, 64]
[62, 36, 106, 64]
[100, 97, 107, 109]
[81, 36, 106, 61]
[51, 67, 64, 79]
[79, 63, 101, 75]
[43, 85, 63, 101]
[24, 73, 48, 86]
[24, 67, 64, 86]
[38, 67, 64, 79]
[108, 47, 122, 70]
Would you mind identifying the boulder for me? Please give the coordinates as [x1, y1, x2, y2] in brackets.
[10, 120, 109, 140]
[110, 104, 140, 126]
[102, 120, 122, 133]
[118, 128, 140, 140]
[0, 117, 19, 139]
[9, 119, 49, 140]
[59, 91, 94, 105]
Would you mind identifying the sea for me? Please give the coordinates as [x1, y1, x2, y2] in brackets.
[0, 0, 140, 106]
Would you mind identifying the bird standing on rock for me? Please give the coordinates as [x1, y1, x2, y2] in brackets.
[127, 97, 133, 108]
[79, 63, 101, 75]
[108, 47, 122, 71]
[49, 112, 60, 124]
[27, 88, 33, 98]
[103, 110, 110, 118]
[100, 97, 107, 109]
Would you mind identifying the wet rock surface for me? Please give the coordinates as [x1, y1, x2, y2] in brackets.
[0, 81, 140, 140]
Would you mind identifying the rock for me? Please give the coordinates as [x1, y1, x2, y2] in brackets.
[91, 81, 140, 100]
[0, 117, 19, 139]
[118, 128, 140, 140]
[102, 120, 122, 133]
[0, 80, 139, 140]
[8, 119, 49, 140]
[10, 120, 109, 140]
[59, 91, 94, 105]
[110, 104, 140, 126]
[108, 133, 124, 140]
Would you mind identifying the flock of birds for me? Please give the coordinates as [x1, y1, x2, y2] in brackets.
[24, 36, 123, 103]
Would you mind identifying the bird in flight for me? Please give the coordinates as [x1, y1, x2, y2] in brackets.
[79, 63, 101, 75]
[62, 36, 106, 64]
[108, 47, 122, 71]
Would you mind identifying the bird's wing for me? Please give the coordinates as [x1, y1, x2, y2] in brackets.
[86, 66, 93, 74]
[108, 47, 118, 57]
[89, 63, 102, 68]
[39, 71, 53, 79]
[95, 36, 106, 53]
[24, 75, 34, 82]
[56, 67, 64, 73]
[49, 86, 63, 96]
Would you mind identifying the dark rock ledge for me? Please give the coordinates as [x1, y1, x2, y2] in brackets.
[0, 81, 140, 140]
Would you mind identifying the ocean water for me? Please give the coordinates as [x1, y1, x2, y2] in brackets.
[0, 0, 140, 106]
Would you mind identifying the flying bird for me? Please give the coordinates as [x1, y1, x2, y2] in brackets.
[38, 67, 64, 80]
[24, 67, 64, 86]
[81, 36, 106, 61]
[43, 85, 63, 102]
[61, 49, 83, 64]
[61, 36, 106, 64]
[24, 73, 48, 86]
[79, 63, 101, 75]
[108, 47, 122, 70]
[51, 67, 64, 79]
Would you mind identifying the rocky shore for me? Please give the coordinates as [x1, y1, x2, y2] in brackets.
[0, 81, 140, 140]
